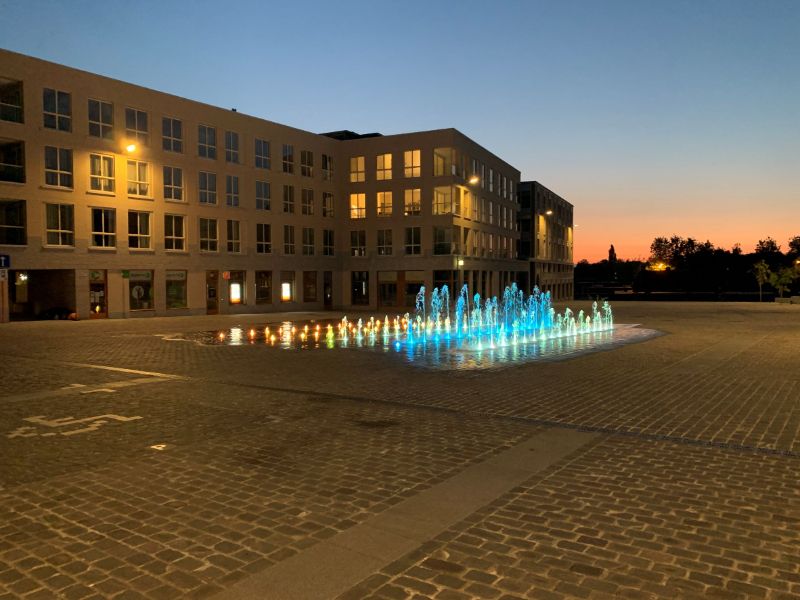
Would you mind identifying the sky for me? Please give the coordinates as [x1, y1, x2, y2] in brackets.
[1, 0, 797, 261]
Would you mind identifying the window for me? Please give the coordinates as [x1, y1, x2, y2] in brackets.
[199, 172, 217, 204]
[404, 189, 421, 216]
[281, 271, 295, 302]
[0, 79, 23, 123]
[43, 88, 71, 131]
[0, 200, 25, 245]
[303, 271, 317, 302]
[45, 203, 74, 246]
[282, 185, 294, 213]
[128, 211, 151, 249]
[433, 187, 452, 215]
[256, 223, 271, 253]
[489, 168, 494, 193]
[323, 229, 334, 256]
[377, 229, 392, 256]
[199, 218, 218, 251]
[489, 201, 493, 225]
[322, 192, 334, 217]
[90, 207, 115, 247]
[302, 227, 314, 255]
[350, 230, 366, 257]
[125, 108, 148, 144]
[89, 153, 114, 192]
[322, 154, 333, 180]
[433, 226, 452, 255]
[225, 131, 240, 163]
[256, 180, 270, 210]
[162, 117, 183, 152]
[164, 214, 185, 251]
[350, 156, 365, 182]
[163, 166, 183, 201]
[301, 188, 314, 215]
[377, 191, 392, 217]
[282, 144, 294, 173]
[349, 193, 365, 219]
[226, 219, 240, 253]
[0, 140, 24, 183]
[198, 125, 217, 158]
[376, 153, 392, 180]
[404, 226, 421, 255]
[433, 148, 453, 177]
[126, 159, 149, 196]
[129, 270, 153, 310]
[283, 225, 295, 254]
[300, 150, 313, 177]
[255, 270, 272, 303]
[255, 139, 270, 169]
[88, 99, 113, 139]
[166, 270, 187, 309]
[404, 149, 420, 177]
[44, 147, 73, 188]
[351, 271, 369, 305]
[226, 175, 239, 207]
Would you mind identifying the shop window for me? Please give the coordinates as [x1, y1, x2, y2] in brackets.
[256, 270, 272, 304]
[228, 270, 245, 305]
[166, 270, 187, 309]
[280, 271, 295, 302]
[303, 271, 317, 302]
[129, 270, 153, 310]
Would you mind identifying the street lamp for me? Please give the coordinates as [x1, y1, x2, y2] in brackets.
[125, 143, 137, 153]
[468, 175, 479, 185]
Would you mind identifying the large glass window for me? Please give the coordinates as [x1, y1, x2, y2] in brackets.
[255, 270, 272, 303]
[166, 270, 187, 309]
[433, 148, 454, 176]
[0, 79, 23, 123]
[323, 229, 334, 256]
[199, 217, 218, 251]
[377, 191, 392, 217]
[44, 146, 73, 188]
[89, 153, 114, 192]
[162, 117, 183, 152]
[350, 230, 366, 257]
[199, 172, 217, 204]
[128, 211, 151, 249]
[0, 141, 24, 183]
[302, 227, 314, 255]
[404, 149, 420, 177]
[43, 88, 71, 131]
[226, 219, 240, 253]
[198, 125, 217, 158]
[256, 223, 271, 253]
[282, 144, 294, 173]
[228, 271, 245, 305]
[256, 180, 270, 210]
[163, 166, 183, 201]
[301, 188, 314, 215]
[226, 175, 239, 207]
[88, 99, 113, 139]
[376, 153, 392, 180]
[164, 214, 185, 251]
[129, 270, 153, 310]
[282, 185, 294, 213]
[403, 188, 421, 216]
[350, 156, 365, 182]
[126, 160, 149, 196]
[0, 200, 25, 245]
[125, 107, 148, 145]
[322, 154, 333, 180]
[349, 193, 365, 219]
[351, 271, 369, 305]
[225, 131, 240, 163]
[433, 226, 452, 255]
[322, 192, 335, 217]
[90, 207, 115, 248]
[280, 271, 295, 302]
[433, 186, 452, 215]
[283, 224, 295, 254]
[255, 138, 270, 169]
[45, 203, 74, 246]
[377, 229, 392, 256]
[404, 226, 421, 255]
[300, 150, 313, 177]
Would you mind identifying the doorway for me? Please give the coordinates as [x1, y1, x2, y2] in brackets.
[206, 270, 219, 315]
[323, 271, 333, 309]
[89, 270, 107, 318]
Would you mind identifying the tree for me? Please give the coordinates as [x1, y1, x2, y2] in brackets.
[752, 260, 771, 302]
[789, 235, 800, 256]
[755, 237, 781, 254]
[769, 267, 798, 299]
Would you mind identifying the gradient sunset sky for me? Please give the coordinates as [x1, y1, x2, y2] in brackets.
[2, 0, 797, 262]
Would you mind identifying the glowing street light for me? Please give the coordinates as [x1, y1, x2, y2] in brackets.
[545, 209, 553, 216]
[468, 175, 479, 185]
[125, 143, 137, 153]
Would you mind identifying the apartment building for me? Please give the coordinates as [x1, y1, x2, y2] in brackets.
[517, 181, 574, 300]
[0, 49, 529, 320]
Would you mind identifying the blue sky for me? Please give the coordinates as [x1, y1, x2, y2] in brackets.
[2, 0, 798, 260]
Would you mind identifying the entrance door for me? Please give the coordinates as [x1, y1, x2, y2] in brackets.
[323, 271, 333, 309]
[89, 270, 107, 318]
[206, 270, 219, 315]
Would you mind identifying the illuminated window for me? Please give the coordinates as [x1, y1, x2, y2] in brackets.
[226, 219, 240, 253]
[300, 150, 313, 177]
[433, 187, 452, 215]
[377, 229, 392, 256]
[283, 185, 294, 213]
[404, 149, 420, 177]
[164, 214, 185, 251]
[125, 107, 148, 145]
[377, 191, 392, 217]
[88, 99, 113, 139]
[162, 117, 182, 152]
[403, 189, 421, 216]
[376, 153, 392, 180]
[198, 125, 216, 159]
[301, 188, 314, 215]
[281, 271, 295, 302]
[126, 159, 149, 196]
[43, 88, 71, 131]
[163, 166, 183, 201]
[199, 171, 217, 204]
[225, 131, 240, 163]
[350, 230, 366, 256]
[89, 153, 114, 192]
[226, 175, 239, 207]
[433, 148, 453, 177]
[256, 180, 270, 210]
[128, 211, 151, 249]
[256, 223, 271, 253]
[404, 227, 421, 255]
[282, 144, 294, 173]
[489, 168, 494, 193]
[199, 217, 217, 252]
[228, 271, 245, 304]
[323, 192, 335, 217]
[350, 156, 365, 182]
[283, 225, 295, 254]
[349, 193, 365, 219]
[255, 139, 270, 169]
[302, 227, 314, 255]
[44, 146, 73, 188]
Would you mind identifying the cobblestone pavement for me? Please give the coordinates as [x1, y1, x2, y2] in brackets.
[0, 302, 798, 598]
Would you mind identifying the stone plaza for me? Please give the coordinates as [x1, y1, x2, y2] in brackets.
[0, 301, 798, 599]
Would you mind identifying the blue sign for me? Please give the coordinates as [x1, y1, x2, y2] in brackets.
[0, 254, 9, 269]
